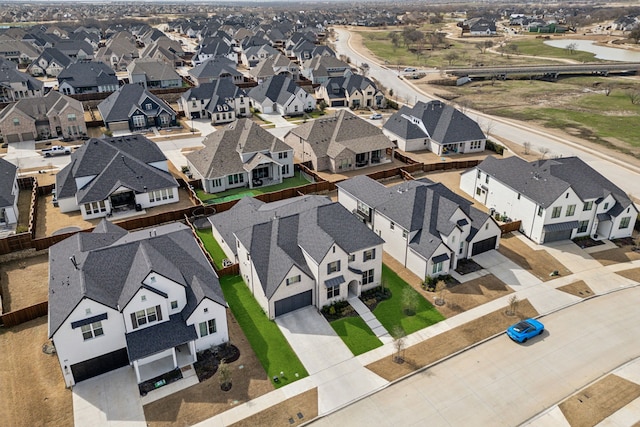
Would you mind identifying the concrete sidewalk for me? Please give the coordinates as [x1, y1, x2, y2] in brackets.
[348, 295, 393, 344]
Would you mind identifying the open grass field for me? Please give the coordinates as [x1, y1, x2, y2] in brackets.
[511, 37, 601, 62]
[330, 317, 383, 356]
[219, 275, 308, 388]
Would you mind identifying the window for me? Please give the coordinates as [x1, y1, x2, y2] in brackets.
[578, 220, 589, 233]
[432, 262, 443, 275]
[363, 249, 376, 261]
[228, 173, 244, 185]
[150, 188, 174, 202]
[583, 201, 593, 211]
[199, 319, 217, 337]
[13, 118, 19, 126]
[85, 308, 92, 315]
[171, 300, 178, 309]
[537, 206, 543, 217]
[84, 200, 106, 215]
[566, 193, 569, 199]
[390, 222, 395, 230]
[604, 203, 609, 210]
[132, 115, 146, 128]
[517, 193, 521, 200]
[141, 295, 147, 301]
[159, 114, 170, 125]
[619, 217, 631, 229]
[402, 230, 408, 239]
[327, 284, 340, 299]
[362, 269, 374, 285]
[566, 205, 576, 216]
[81, 321, 104, 340]
[144, 103, 152, 110]
[485, 175, 489, 184]
[278, 152, 288, 159]
[131, 305, 163, 329]
[212, 178, 222, 188]
[286, 275, 301, 285]
[348, 254, 355, 262]
[459, 241, 464, 255]
[551, 207, 561, 218]
[281, 164, 289, 175]
[327, 260, 341, 274]
[476, 187, 481, 196]
[67, 113, 76, 121]
[470, 140, 482, 150]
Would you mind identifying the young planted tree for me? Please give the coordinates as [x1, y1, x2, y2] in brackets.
[523, 141, 531, 155]
[434, 280, 447, 306]
[507, 295, 519, 316]
[218, 360, 232, 391]
[392, 326, 406, 364]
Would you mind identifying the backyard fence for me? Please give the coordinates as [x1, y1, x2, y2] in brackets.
[499, 220, 522, 235]
[1, 301, 48, 327]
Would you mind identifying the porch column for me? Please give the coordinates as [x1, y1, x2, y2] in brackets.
[172, 348, 178, 369]
[190, 341, 197, 363]
[133, 360, 141, 383]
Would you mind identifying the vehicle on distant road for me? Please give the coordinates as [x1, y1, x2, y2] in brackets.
[403, 67, 417, 72]
[370, 113, 382, 120]
[41, 145, 71, 157]
[506, 318, 544, 343]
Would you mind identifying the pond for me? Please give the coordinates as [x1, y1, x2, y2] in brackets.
[543, 39, 640, 62]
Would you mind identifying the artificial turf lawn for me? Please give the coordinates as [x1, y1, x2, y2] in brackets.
[219, 275, 308, 388]
[375, 265, 445, 337]
[194, 228, 226, 270]
[330, 317, 383, 356]
[196, 175, 312, 204]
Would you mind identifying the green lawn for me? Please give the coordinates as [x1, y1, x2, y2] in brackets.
[196, 175, 312, 204]
[330, 317, 383, 356]
[194, 229, 226, 269]
[511, 38, 601, 62]
[219, 275, 308, 388]
[374, 265, 445, 337]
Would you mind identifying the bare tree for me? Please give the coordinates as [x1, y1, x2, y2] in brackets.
[434, 279, 446, 306]
[523, 141, 531, 155]
[392, 326, 406, 364]
[389, 32, 401, 51]
[483, 119, 495, 137]
[360, 62, 370, 77]
[627, 89, 640, 105]
[506, 295, 519, 316]
[538, 146, 550, 159]
[444, 51, 459, 66]
[565, 42, 577, 55]
[475, 40, 494, 54]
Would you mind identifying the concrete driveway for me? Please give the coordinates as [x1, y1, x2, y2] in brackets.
[73, 366, 146, 427]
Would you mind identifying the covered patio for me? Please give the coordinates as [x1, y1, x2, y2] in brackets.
[244, 152, 283, 189]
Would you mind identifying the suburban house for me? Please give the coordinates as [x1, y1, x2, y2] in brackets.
[460, 156, 639, 244]
[179, 78, 248, 124]
[337, 175, 501, 279]
[0, 35, 41, 65]
[0, 57, 44, 102]
[283, 109, 394, 173]
[302, 55, 351, 84]
[57, 62, 119, 95]
[55, 135, 179, 220]
[48, 220, 229, 387]
[248, 53, 301, 84]
[209, 195, 384, 318]
[316, 74, 385, 109]
[188, 57, 244, 86]
[0, 91, 85, 142]
[0, 157, 19, 230]
[98, 84, 178, 132]
[382, 100, 486, 155]
[28, 48, 73, 77]
[127, 58, 182, 89]
[240, 44, 279, 68]
[461, 17, 498, 36]
[247, 74, 315, 116]
[95, 31, 139, 71]
[186, 118, 294, 194]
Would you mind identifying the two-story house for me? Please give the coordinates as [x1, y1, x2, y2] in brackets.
[48, 220, 229, 387]
[186, 118, 294, 194]
[316, 74, 385, 109]
[127, 58, 182, 89]
[248, 53, 301, 84]
[247, 74, 315, 116]
[28, 47, 73, 77]
[0, 57, 44, 103]
[301, 55, 351, 84]
[209, 195, 384, 318]
[240, 44, 279, 68]
[0, 91, 85, 142]
[337, 175, 500, 280]
[57, 61, 119, 95]
[55, 135, 179, 220]
[0, 158, 19, 231]
[179, 78, 249, 124]
[383, 100, 486, 155]
[460, 156, 639, 244]
[188, 57, 244, 86]
[283, 109, 394, 173]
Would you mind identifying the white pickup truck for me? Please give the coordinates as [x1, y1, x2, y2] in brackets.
[42, 145, 71, 157]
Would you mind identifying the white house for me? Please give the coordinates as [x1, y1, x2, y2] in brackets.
[186, 118, 294, 194]
[460, 156, 639, 244]
[48, 220, 229, 387]
[337, 175, 501, 280]
[55, 135, 179, 220]
[0, 158, 19, 230]
[383, 100, 486, 155]
[209, 196, 384, 319]
[247, 74, 315, 116]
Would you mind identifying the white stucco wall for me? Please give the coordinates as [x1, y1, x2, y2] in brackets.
[268, 266, 315, 319]
[141, 273, 186, 315]
[122, 287, 169, 334]
[187, 298, 229, 351]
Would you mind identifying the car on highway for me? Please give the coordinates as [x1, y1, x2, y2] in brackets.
[506, 318, 544, 343]
[41, 145, 71, 157]
[370, 113, 382, 120]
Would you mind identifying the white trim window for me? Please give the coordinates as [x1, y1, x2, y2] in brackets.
[132, 115, 146, 128]
[81, 321, 104, 340]
[84, 200, 106, 215]
[619, 217, 631, 229]
[199, 319, 217, 337]
[150, 188, 174, 202]
[363, 249, 376, 262]
[131, 305, 163, 329]
[286, 275, 301, 286]
[432, 262, 443, 275]
[362, 269, 374, 285]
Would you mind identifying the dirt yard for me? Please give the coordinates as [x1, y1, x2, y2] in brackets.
[144, 311, 274, 427]
[557, 281, 595, 299]
[230, 388, 318, 427]
[590, 238, 640, 266]
[0, 253, 49, 312]
[498, 233, 572, 281]
[559, 374, 640, 427]
[0, 317, 73, 427]
[367, 299, 538, 382]
[616, 267, 640, 284]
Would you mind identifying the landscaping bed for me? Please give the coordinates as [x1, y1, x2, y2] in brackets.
[320, 299, 358, 322]
[498, 233, 572, 280]
[573, 236, 605, 249]
[193, 343, 241, 382]
[590, 238, 640, 265]
[557, 280, 595, 299]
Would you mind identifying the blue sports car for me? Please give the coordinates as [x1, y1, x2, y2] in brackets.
[506, 318, 544, 343]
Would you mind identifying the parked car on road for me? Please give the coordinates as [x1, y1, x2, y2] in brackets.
[370, 113, 383, 120]
[506, 318, 544, 343]
[41, 145, 71, 157]
[403, 67, 417, 72]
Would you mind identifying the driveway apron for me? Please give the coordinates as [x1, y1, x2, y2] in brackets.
[72, 366, 146, 427]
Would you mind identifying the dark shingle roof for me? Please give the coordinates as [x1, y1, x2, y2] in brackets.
[0, 158, 18, 207]
[125, 314, 198, 361]
[98, 83, 176, 123]
[57, 61, 117, 89]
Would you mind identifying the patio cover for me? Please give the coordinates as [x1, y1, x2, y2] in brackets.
[125, 314, 197, 362]
[543, 221, 579, 232]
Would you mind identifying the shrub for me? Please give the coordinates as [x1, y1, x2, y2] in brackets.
[486, 139, 505, 155]
[386, 98, 399, 110]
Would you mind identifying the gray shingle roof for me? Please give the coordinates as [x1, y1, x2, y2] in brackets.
[247, 74, 300, 106]
[189, 57, 240, 80]
[383, 100, 485, 144]
[0, 57, 43, 91]
[57, 61, 117, 89]
[55, 134, 177, 203]
[48, 221, 226, 338]
[127, 58, 181, 83]
[0, 157, 18, 207]
[186, 118, 288, 179]
[125, 314, 198, 361]
[98, 83, 176, 124]
[181, 78, 246, 114]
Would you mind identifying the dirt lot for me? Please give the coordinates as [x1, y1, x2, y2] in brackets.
[498, 233, 572, 281]
[559, 374, 640, 427]
[36, 188, 197, 237]
[557, 281, 595, 299]
[230, 388, 318, 427]
[144, 311, 274, 427]
[367, 299, 538, 382]
[0, 317, 73, 427]
[0, 253, 49, 312]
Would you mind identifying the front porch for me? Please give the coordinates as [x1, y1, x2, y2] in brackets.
[355, 149, 392, 169]
[135, 343, 196, 383]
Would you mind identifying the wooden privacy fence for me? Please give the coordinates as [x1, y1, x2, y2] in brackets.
[500, 220, 522, 235]
[1, 301, 48, 327]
